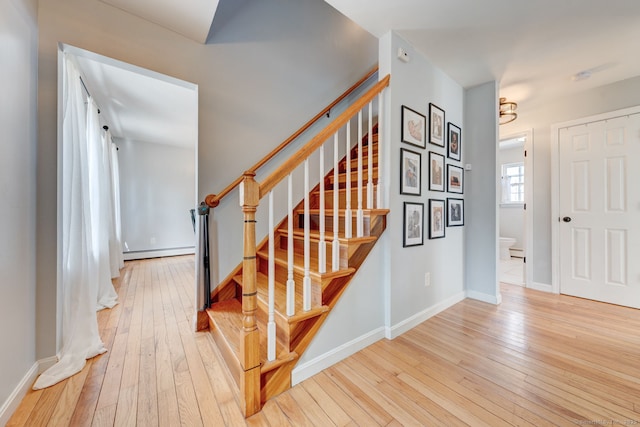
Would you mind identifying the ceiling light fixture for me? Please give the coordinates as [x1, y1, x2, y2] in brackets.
[499, 97, 517, 125]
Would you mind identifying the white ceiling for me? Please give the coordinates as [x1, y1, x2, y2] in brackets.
[99, 0, 219, 43]
[325, 0, 640, 110]
[72, 48, 198, 149]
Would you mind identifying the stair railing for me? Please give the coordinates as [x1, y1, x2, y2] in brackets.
[237, 75, 389, 416]
[195, 66, 379, 331]
[204, 65, 379, 209]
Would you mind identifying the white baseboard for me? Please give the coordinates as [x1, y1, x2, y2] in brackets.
[467, 290, 502, 305]
[528, 281, 554, 293]
[291, 327, 385, 386]
[385, 291, 466, 340]
[0, 355, 57, 426]
[123, 247, 195, 261]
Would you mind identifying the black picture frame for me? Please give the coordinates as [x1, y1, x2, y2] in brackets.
[401, 105, 426, 148]
[403, 202, 424, 247]
[400, 148, 421, 196]
[429, 103, 445, 147]
[447, 122, 461, 161]
[428, 151, 444, 192]
[447, 164, 464, 194]
[428, 199, 446, 239]
[447, 198, 464, 226]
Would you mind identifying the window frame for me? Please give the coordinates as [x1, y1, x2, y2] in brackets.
[501, 161, 525, 206]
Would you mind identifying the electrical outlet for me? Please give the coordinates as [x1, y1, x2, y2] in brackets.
[425, 272, 431, 287]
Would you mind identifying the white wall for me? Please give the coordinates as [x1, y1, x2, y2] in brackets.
[36, 0, 377, 359]
[0, 0, 38, 418]
[500, 75, 640, 285]
[499, 145, 525, 249]
[117, 139, 196, 256]
[464, 82, 500, 303]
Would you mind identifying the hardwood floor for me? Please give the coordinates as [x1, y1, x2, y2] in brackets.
[8, 255, 640, 426]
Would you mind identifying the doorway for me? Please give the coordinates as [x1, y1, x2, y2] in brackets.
[57, 44, 199, 350]
[498, 130, 533, 287]
[552, 107, 640, 308]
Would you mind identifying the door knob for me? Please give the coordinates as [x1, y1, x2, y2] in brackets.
[562, 216, 572, 223]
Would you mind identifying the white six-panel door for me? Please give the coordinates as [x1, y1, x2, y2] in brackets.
[558, 113, 640, 308]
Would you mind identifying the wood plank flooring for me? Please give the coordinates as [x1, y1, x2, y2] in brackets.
[8, 255, 640, 426]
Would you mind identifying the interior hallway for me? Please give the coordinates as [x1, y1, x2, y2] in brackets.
[8, 255, 640, 426]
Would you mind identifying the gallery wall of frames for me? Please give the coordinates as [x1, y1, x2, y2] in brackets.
[400, 103, 464, 247]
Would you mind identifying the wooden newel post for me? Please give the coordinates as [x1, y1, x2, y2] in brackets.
[239, 171, 261, 417]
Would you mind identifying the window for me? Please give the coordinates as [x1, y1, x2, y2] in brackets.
[501, 162, 524, 204]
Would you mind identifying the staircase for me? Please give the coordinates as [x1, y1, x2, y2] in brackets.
[201, 73, 390, 416]
[207, 123, 388, 415]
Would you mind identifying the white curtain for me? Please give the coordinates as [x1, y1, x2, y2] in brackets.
[90, 100, 119, 309]
[107, 131, 125, 277]
[34, 54, 120, 389]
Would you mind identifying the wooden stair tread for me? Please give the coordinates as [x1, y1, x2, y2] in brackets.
[207, 298, 299, 373]
[276, 226, 378, 244]
[233, 272, 330, 323]
[296, 208, 390, 216]
[330, 166, 378, 178]
[256, 247, 356, 280]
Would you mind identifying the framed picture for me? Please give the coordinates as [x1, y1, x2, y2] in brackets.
[403, 202, 424, 247]
[400, 148, 421, 195]
[447, 198, 464, 226]
[447, 122, 461, 161]
[429, 103, 445, 147]
[428, 151, 444, 192]
[447, 164, 464, 193]
[401, 105, 426, 148]
[428, 199, 446, 239]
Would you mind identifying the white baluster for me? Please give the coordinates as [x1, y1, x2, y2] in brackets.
[303, 159, 311, 311]
[318, 144, 326, 274]
[344, 120, 352, 239]
[332, 132, 340, 271]
[367, 101, 374, 210]
[286, 174, 295, 316]
[377, 93, 384, 209]
[267, 191, 276, 361]
[357, 110, 364, 237]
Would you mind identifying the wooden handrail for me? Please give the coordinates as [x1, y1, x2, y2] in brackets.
[204, 65, 379, 208]
[259, 74, 390, 199]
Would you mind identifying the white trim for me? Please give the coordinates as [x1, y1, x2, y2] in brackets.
[0, 363, 38, 425]
[467, 289, 502, 305]
[499, 129, 533, 289]
[291, 327, 385, 385]
[528, 281, 554, 293]
[523, 129, 534, 289]
[0, 356, 58, 425]
[123, 247, 195, 261]
[385, 291, 466, 339]
[550, 105, 640, 296]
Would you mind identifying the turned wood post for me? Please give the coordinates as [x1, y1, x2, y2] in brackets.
[239, 171, 261, 417]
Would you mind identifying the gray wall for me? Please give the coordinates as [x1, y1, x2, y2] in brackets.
[36, 0, 377, 360]
[500, 75, 640, 285]
[295, 30, 469, 379]
[382, 32, 466, 327]
[117, 138, 196, 255]
[464, 82, 500, 303]
[0, 0, 38, 413]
